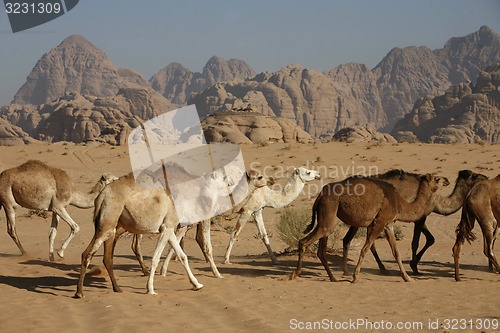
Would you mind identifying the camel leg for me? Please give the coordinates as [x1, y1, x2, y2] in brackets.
[53, 206, 80, 259]
[480, 220, 500, 274]
[3, 206, 27, 255]
[289, 226, 329, 280]
[168, 231, 203, 290]
[131, 234, 149, 276]
[352, 222, 383, 283]
[254, 209, 278, 264]
[384, 224, 413, 282]
[48, 213, 60, 261]
[318, 236, 338, 282]
[489, 231, 498, 272]
[74, 228, 115, 298]
[342, 226, 358, 275]
[223, 209, 253, 264]
[410, 217, 434, 275]
[369, 242, 389, 275]
[102, 228, 122, 293]
[160, 225, 188, 276]
[195, 220, 223, 278]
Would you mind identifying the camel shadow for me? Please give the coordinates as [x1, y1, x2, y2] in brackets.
[0, 274, 107, 296]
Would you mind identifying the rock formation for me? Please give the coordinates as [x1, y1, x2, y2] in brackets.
[330, 125, 397, 144]
[202, 111, 313, 144]
[12, 35, 150, 105]
[0, 118, 39, 145]
[150, 56, 256, 104]
[392, 63, 500, 143]
[3, 88, 175, 145]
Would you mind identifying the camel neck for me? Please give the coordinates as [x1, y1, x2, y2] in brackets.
[432, 177, 469, 215]
[265, 174, 304, 208]
[397, 179, 432, 222]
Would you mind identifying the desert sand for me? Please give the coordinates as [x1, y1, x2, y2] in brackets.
[0, 141, 498, 333]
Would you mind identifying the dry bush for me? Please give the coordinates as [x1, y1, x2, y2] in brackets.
[277, 207, 342, 253]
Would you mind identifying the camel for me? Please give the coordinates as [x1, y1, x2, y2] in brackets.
[0, 160, 116, 261]
[75, 173, 203, 298]
[289, 173, 448, 283]
[132, 169, 275, 278]
[342, 169, 487, 275]
[453, 174, 500, 281]
[223, 166, 321, 264]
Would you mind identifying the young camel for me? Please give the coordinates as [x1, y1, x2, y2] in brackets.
[0, 160, 116, 261]
[224, 166, 321, 264]
[289, 174, 447, 283]
[75, 173, 203, 298]
[132, 169, 275, 278]
[342, 169, 487, 275]
[453, 174, 500, 281]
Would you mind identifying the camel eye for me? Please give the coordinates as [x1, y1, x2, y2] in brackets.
[258, 176, 263, 180]
[307, 171, 311, 175]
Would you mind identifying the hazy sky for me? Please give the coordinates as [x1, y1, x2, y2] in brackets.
[0, 0, 499, 106]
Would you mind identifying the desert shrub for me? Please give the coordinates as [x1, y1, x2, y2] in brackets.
[277, 207, 343, 252]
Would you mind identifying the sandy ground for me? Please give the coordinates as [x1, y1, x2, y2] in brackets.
[0, 141, 498, 333]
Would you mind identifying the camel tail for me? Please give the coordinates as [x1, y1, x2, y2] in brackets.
[455, 203, 476, 245]
[304, 195, 320, 234]
[92, 193, 105, 229]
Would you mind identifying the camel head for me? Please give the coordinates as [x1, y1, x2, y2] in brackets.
[246, 170, 274, 187]
[423, 174, 450, 192]
[100, 173, 119, 185]
[294, 167, 321, 183]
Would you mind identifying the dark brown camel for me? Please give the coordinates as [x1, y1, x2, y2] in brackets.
[289, 174, 447, 283]
[342, 169, 487, 275]
[453, 174, 500, 281]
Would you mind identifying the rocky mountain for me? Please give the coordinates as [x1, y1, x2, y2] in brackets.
[188, 26, 499, 137]
[392, 63, 500, 143]
[376, 25, 500, 129]
[150, 56, 256, 104]
[202, 111, 313, 144]
[12, 35, 150, 105]
[190, 64, 384, 139]
[2, 88, 175, 145]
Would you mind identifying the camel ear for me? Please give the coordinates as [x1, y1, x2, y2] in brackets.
[294, 168, 300, 175]
[246, 171, 251, 181]
[425, 173, 433, 182]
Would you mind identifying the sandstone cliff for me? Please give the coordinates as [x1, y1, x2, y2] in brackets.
[392, 63, 500, 143]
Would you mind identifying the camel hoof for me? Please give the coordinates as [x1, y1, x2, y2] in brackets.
[455, 277, 462, 282]
[57, 250, 64, 258]
[147, 290, 158, 295]
[214, 273, 224, 279]
[192, 284, 204, 291]
[73, 292, 84, 299]
[222, 260, 232, 265]
[49, 253, 55, 262]
[403, 275, 414, 282]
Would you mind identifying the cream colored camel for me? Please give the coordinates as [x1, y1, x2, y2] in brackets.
[75, 173, 203, 298]
[342, 169, 487, 275]
[224, 167, 321, 264]
[0, 160, 116, 261]
[133, 169, 275, 278]
[453, 174, 500, 281]
[289, 174, 447, 283]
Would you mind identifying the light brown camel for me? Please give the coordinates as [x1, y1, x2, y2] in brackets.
[453, 174, 500, 281]
[289, 174, 448, 283]
[342, 169, 487, 275]
[224, 167, 321, 264]
[75, 173, 203, 298]
[132, 169, 275, 278]
[0, 160, 116, 261]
